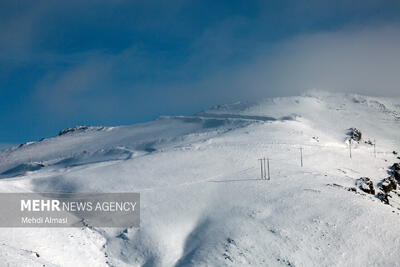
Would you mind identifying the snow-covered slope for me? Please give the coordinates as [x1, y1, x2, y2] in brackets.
[1, 91, 400, 266]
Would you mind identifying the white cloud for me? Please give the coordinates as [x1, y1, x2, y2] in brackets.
[0, 143, 14, 151]
[223, 24, 400, 98]
[32, 22, 400, 121]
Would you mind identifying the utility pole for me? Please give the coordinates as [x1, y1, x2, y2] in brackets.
[349, 139, 352, 159]
[259, 158, 264, 180]
[259, 158, 269, 180]
[300, 147, 303, 167]
[263, 157, 267, 180]
[374, 139, 376, 158]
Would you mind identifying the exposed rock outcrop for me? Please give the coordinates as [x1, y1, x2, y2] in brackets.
[392, 163, 400, 171]
[58, 126, 105, 136]
[390, 163, 400, 181]
[348, 128, 362, 142]
[377, 192, 390, 205]
[380, 177, 397, 194]
[355, 177, 375, 195]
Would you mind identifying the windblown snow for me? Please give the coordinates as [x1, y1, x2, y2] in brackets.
[1, 91, 400, 266]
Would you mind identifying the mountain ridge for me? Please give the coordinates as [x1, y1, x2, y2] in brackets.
[0, 91, 400, 266]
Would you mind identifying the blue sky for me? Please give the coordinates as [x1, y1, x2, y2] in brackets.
[1, 0, 400, 145]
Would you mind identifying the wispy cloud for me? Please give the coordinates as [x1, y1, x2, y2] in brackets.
[35, 54, 113, 112]
[0, 143, 15, 151]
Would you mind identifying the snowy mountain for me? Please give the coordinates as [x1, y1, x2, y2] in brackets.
[1, 91, 400, 266]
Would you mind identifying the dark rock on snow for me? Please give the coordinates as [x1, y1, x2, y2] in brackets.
[377, 192, 390, 205]
[394, 171, 400, 181]
[58, 125, 105, 136]
[391, 165, 400, 181]
[381, 177, 397, 193]
[355, 177, 375, 195]
[364, 139, 377, 146]
[392, 163, 400, 171]
[348, 128, 362, 142]
[391, 163, 400, 181]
